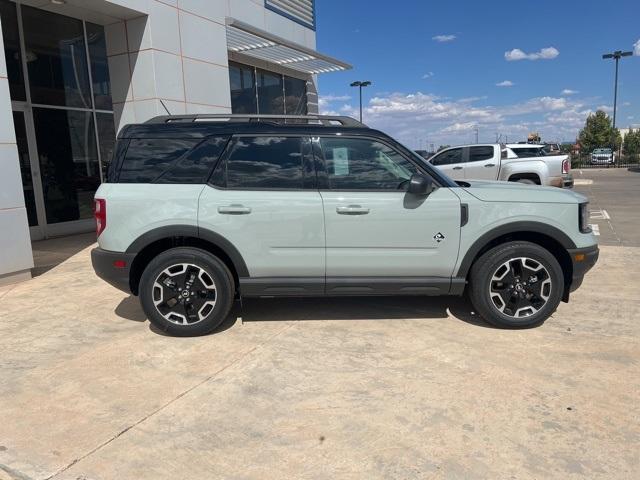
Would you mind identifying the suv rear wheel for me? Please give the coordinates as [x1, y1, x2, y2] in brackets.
[468, 241, 564, 328]
[139, 247, 234, 336]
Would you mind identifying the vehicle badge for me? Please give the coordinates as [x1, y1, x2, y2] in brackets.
[433, 232, 445, 243]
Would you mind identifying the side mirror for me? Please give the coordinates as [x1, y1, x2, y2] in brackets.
[407, 174, 434, 196]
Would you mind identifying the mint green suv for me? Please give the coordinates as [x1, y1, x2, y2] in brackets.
[91, 115, 598, 336]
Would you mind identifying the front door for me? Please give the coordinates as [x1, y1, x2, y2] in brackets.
[429, 146, 466, 180]
[317, 136, 462, 282]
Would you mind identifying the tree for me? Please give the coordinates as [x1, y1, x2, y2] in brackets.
[578, 110, 621, 154]
[623, 129, 640, 157]
[437, 144, 451, 152]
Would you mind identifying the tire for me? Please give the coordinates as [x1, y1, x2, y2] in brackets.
[468, 241, 564, 328]
[515, 178, 537, 185]
[139, 247, 235, 336]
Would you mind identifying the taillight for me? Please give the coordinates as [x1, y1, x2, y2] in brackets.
[95, 198, 106, 237]
[562, 158, 570, 174]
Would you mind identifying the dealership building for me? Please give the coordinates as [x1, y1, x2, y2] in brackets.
[0, 0, 350, 285]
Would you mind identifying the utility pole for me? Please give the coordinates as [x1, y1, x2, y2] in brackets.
[474, 127, 479, 144]
[350, 80, 372, 123]
[602, 50, 633, 152]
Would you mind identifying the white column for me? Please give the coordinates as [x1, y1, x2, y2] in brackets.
[0, 15, 34, 285]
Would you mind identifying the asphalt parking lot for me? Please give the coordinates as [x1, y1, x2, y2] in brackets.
[574, 168, 640, 246]
[0, 169, 639, 480]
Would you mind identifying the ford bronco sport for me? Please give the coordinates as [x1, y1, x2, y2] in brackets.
[91, 114, 598, 336]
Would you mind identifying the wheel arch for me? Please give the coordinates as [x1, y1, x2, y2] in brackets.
[126, 225, 249, 295]
[457, 222, 575, 299]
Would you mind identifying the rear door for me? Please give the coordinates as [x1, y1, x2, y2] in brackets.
[429, 147, 465, 179]
[198, 135, 325, 280]
[463, 145, 499, 180]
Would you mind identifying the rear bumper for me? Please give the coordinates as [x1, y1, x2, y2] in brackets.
[549, 174, 574, 188]
[91, 247, 135, 294]
[567, 244, 599, 292]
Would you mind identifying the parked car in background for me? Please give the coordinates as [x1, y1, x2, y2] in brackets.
[590, 148, 614, 165]
[428, 144, 573, 188]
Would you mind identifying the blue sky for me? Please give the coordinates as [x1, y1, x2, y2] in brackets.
[314, 0, 640, 148]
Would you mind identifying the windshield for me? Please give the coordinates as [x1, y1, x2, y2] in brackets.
[594, 148, 612, 154]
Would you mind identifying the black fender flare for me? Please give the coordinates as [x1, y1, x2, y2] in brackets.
[456, 221, 576, 278]
[125, 224, 250, 278]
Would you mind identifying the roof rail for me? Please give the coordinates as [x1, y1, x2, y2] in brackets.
[145, 114, 365, 127]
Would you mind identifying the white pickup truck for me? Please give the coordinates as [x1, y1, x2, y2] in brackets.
[428, 143, 573, 188]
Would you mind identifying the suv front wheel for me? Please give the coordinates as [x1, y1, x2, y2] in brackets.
[139, 247, 234, 336]
[468, 241, 564, 328]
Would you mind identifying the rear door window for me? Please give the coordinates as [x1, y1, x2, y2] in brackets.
[468, 146, 494, 162]
[216, 136, 308, 189]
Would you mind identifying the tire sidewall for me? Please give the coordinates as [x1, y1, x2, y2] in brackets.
[469, 242, 564, 328]
[139, 247, 234, 336]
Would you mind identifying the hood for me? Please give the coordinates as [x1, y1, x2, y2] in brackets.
[460, 180, 587, 204]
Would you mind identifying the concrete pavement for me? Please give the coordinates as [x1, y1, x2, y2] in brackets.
[0, 241, 638, 479]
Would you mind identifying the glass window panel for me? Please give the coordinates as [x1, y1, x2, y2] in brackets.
[431, 148, 462, 166]
[156, 136, 229, 184]
[229, 62, 257, 114]
[468, 146, 494, 162]
[321, 138, 417, 190]
[22, 5, 92, 108]
[118, 138, 198, 183]
[86, 22, 112, 110]
[33, 108, 100, 224]
[12, 112, 38, 226]
[224, 136, 303, 189]
[257, 69, 284, 114]
[284, 76, 307, 115]
[0, 0, 26, 100]
[96, 112, 115, 180]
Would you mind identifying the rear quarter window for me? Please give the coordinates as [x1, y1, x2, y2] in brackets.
[116, 137, 228, 183]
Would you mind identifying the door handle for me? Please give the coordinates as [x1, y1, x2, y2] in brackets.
[452, 166, 463, 170]
[218, 204, 252, 215]
[336, 205, 370, 215]
[484, 163, 496, 167]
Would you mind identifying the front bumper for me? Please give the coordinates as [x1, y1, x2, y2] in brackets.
[567, 244, 599, 293]
[91, 247, 136, 294]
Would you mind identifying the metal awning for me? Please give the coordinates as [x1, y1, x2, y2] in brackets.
[225, 18, 351, 74]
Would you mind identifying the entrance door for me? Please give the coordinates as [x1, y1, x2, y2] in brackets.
[12, 108, 46, 240]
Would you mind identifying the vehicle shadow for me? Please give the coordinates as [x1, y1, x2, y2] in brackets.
[237, 295, 494, 329]
[114, 294, 498, 336]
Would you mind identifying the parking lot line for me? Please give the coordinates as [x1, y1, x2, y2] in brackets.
[590, 224, 600, 235]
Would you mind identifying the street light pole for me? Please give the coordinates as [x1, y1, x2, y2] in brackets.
[602, 50, 633, 151]
[350, 80, 371, 123]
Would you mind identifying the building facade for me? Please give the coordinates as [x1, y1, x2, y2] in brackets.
[0, 0, 349, 285]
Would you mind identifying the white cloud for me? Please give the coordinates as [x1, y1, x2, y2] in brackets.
[318, 94, 352, 110]
[422, 72, 434, 79]
[596, 105, 613, 113]
[432, 34, 456, 43]
[505, 47, 559, 61]
[496, 80, 514, 87]
[634, 39, 640, 56]
[342, 91, 591, 146]
[629, 116, 635, 120]
[561, 89, 578, 96]
[623, 101, 631, 107]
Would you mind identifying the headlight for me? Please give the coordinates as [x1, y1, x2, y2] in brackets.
[579, 203, 591, 233]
